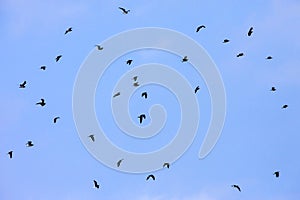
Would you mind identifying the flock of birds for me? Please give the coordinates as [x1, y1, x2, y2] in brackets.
[10, 6, 287, 193]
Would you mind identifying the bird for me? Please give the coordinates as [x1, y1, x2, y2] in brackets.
[223, 39, 230, 43]
[88, 134, 95, 142]
[194, 86, 200, 94]
[146, 174, 155, 181]
[113, 92, 120, 98]
[95, 45, 103, 50]
[196, 25, 206, 32]
[270, 86, 276, 92]
[53, 117, 60, 123]
[117, 159, 124, 167]
[36, 98, 46, 106]
[19, 81, 26, 88]
[40, 66, 46, 70]
[163, 162, 170, 168]
[237, 53, 244, 57]
[141, 92, 148, 99]
[282, 104, 288, 109]
[273, 171, 280, 178]
[266, 56, 273, 60]
[231, 184, 241, 192]
[26, 141, 34, 147]
[182, 56, 188, 62]
[55, 55, 62, 62]
[133, 82, 140, 87]
[119, 7, 130, 14]
[7, 151, 13, 159]
[138, 114, 146, 124]
[248, 27, 253, 36]
[126, 59, 133, 65]
[64, 27, 72, 35]
[132, 76, 138, 81]
[93, 180, 100, 189]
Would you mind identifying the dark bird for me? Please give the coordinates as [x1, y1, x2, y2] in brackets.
[266, 56, 273, 60]
[237, 53, 244, 57]
[55, 55, 62, 62]
[282, 104, 288, 109]
[182, 56, 188, 62]
[273, 171, 280, 177]
[93, 180, 100, 189]
[119, 7, 130, 14]
[223, 39, 230, 43]
[231, 184, 241, 192]
[19, 81, 26, 88]
[133, 82, 140, 87]
[53, 117, 60, 123]
[88, 134, 95, 142]
[196, 25, 206, 32]
[95, 45, 103, 50]
[163, 162, 170, 168]
[138, 114, 146, 124]
[40, 66, 46, 70]
[36, 98, 46, 106]
[270, 86, 276, 92]
[126, 59, 133, 65]
[146, 174, 155, 181]
[248, 27, 254, 36]
[141, 92, 148, 99]
[194, 86, 200, 94]
[132, 76, 138, 81]
[8, 151, 13, 159]
[26, 141, 34, 147]
[65, 27, 72, 35]
[117, 159, 124, 167]
[113, 92, 120, 98]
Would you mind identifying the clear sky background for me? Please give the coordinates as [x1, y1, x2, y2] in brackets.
[1, 0, 300, 199]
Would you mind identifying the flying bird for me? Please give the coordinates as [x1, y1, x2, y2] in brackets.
[138, 114, 146, 124]
[113, 92, 120, 98]
[53, 117, 60, 123]
[248, 27, 253, 36]
[273, 171, 280, 178]
[281, 104, 288, 109]
[117, 159, 124, 167]
[231, 184, 241, 192]
[93, 180, 100, 189]
[270, 87, 276, 92]
[237, 53, 244, 57]
[95, 45, 103, 50]
[126, 59, 133, 65]
[146, 174, 155, 181]
[132, 76, 138, 81]
[141, 92, 148, 99]
[55, 55, 62, 62]
[223, 39, 230, 43]
[26, 141, 34, 147]
[36, 98, 46, 106]
[194, 86, 200, 94]
[196, 25, 206, 32]
[119, 7, 130, 14]
[88, 134, 95, 142]
[19, 81, 26, 88]
[40, 66, 46, 70]
[266, 56, 273, 60]
[65, 27, 72, 35]
[8, 151, 13, 159]
[133, 82, 140, 87]
[182, 56, 188, 62]
[163, 162, 170, 168]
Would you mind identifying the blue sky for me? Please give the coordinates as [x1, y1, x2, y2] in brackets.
[1, 0, 300, 199]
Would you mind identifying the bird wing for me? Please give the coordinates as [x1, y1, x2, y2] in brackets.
[119, 7, 126, 12]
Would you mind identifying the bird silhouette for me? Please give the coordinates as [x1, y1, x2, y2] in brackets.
[231, 184, 241, 192]
[273, 171, 280, 177]
[182, 56, 188, 62]
[248, 27, 253, 36]
[40, 66, 46, 70]
[89, 134, 95, 142]
[196, 25, 206, 32]
[36, 98, 46, 106]
[237, 53, 244, 57]
[282, 104, 288, 109]
[53, 117, 60, 123]
[126, 59, 133, 65]
[93, 180, 100, 189]
[223, 39, 230, 43]
[141, 92, 148, 99]
[132, 76, 138, 81]
[266, 56, 273, 60]
[119, 7, 130, 14]
[65, 27, 72, 35]
[163, 162, 170, 168]
[19, 81, 26, 88]
[146, 174, 155, 181]
[270, 87, 276, 91]
[117, 159, 124, 167]
[138, 114, 146, 124]
[8, 151, 13, 159]
[95, 45, 103, 50]
[113, 92, 120, 98]
[55, 55, 62, 62]
[133, 82, 140, 87]
[26, 141, 34, 147]
[194, 86, 200, 94]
